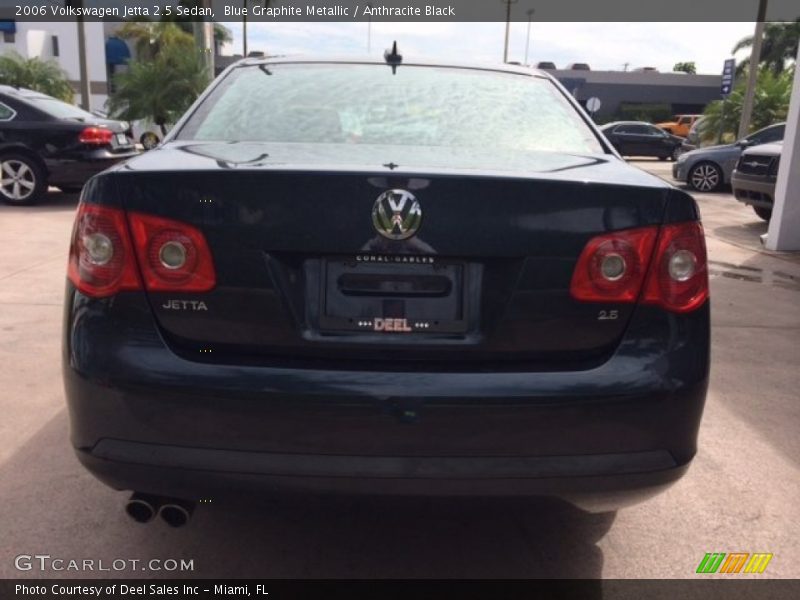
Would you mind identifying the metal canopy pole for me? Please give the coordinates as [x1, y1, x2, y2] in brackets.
[737, 0, 768, 140]
[765, 44, 800, 251]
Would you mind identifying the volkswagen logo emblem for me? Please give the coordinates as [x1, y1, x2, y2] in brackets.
[372, 189, 422, 240]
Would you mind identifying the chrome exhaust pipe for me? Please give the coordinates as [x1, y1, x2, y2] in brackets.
[158, 499, 195, 528]
[124, 492, 161, 524]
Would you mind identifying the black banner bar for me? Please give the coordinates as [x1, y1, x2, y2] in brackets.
[3, 579, 800, 600]
[0, 0, 799, 22]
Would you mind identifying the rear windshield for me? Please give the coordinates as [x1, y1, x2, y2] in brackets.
[23, 95, 97, 121]
[176, 64, 603, 156]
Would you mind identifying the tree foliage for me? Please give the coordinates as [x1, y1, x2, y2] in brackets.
[0, 51, 74, 101]
[116, 20, 196, 62]
[733, 20, 800, 75]
[108, 27, 209, 134]
[164, 0, 233, 46]
[672, 61, 697, 74]
[699, 68, 792, 143]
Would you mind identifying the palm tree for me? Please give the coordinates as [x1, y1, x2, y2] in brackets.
[116, 21, 196, 61]
[733, 19, 800, 75]
[0, 51, 74, 101]
[107, 42, 208, 135]
[700, 68, 792, 143]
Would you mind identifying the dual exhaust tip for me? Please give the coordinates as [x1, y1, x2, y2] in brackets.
[125, 493, 195, 528]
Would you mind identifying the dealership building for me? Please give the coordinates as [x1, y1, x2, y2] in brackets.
[545, 67, 723, 119]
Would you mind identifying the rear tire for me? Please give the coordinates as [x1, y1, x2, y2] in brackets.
[658, 155, 668, 161]
[140, 132, 160, 150]
[0, 153, 46, 205]
[688, 162, 723, 192]
[753, 206, 772, 221]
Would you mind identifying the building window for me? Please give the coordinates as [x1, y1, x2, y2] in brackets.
[52, 35, 59, 57]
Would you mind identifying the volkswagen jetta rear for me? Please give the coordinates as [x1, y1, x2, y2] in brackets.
[63, 57, 709, 511]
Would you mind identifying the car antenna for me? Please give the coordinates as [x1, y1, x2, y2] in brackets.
[384, 41, 402, 74]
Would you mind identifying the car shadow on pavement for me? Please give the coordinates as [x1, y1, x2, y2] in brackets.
[0, 410, 614, 584]
[0, 189, 80, 214]
[711, 220, 768, 251]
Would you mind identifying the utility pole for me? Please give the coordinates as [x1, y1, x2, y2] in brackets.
[66, 1, 91, 110]
[738, 0, 768, 140]
[366, 3, 373, 53]
[501, 0, 519, 63]
[523, 9, 535, 66]
[76, 17, 90, 110]
[193, 0, 215, 79]
[242, 0, 248, 57]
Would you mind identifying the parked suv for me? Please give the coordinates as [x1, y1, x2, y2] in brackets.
[732, 142, 783, 221]
[0, 86, 138, 204]
[656, 114, 702, 138]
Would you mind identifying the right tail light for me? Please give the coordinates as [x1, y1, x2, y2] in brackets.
[571, 221, 708, 313]
[641, 221, 708, 313]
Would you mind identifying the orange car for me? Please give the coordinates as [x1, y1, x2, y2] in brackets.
[655, 114, 702, 137]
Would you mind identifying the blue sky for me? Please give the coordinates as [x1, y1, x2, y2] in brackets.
[217, 22, 756, 74]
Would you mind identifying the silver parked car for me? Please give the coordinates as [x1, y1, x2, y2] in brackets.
[672, 122, 785, 192]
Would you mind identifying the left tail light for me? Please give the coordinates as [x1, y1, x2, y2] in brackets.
[67, 204, 140, 298]
[79, 127, 114, 145]
[68, 204, 216, 297]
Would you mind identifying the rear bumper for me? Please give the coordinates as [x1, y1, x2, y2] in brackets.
[77, 442, 689, 511]
[45, 149, 139, 187]
[63, 288, 710, 507]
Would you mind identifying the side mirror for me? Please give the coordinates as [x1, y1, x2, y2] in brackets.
[736, 139, 751, 148]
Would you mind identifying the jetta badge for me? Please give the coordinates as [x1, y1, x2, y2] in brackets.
[372, 189, 422, 240]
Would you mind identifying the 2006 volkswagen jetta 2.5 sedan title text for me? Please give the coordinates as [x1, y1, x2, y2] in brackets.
[63, 52, 710, 524]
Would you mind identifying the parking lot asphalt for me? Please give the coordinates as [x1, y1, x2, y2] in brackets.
[1, 162, 799, 579]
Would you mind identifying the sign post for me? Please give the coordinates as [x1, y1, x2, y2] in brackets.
[717, 58, 736, 143]
[586, 97, 602, 119]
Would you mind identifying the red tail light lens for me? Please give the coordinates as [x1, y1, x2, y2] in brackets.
[67, 204, 141, 298]
[570, 226, 659, 303]
[79, 127, 114, 145]
[127, 212, 216, 292]
[642, 221, 708, 313]
[571, 221, 708, 313]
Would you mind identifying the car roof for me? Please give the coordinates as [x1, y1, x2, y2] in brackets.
[742, 142, 783, 155]
[600, 121, 655, 128]
[234, 54, 552, 79]
[0, 85, 56, 101]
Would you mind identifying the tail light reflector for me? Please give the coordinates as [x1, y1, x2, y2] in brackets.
[67, 204, 140, 298]
[127, 212, 216, 292]
[79, 127, 114, 145]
